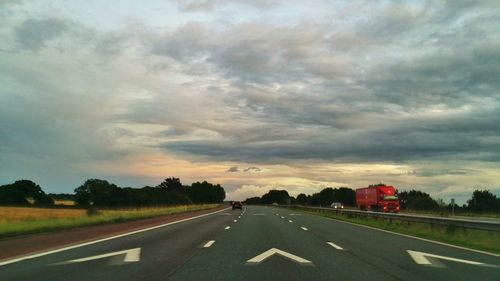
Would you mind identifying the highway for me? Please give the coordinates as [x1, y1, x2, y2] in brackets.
[1, 205, 499, 281]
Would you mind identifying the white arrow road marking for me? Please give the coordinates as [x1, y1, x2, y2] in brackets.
[224, 226, 231, 230]
[203, 240, 215, 248]
[54, 248, 141, 265]
[407, 250, 498, 268]
[0, 207, 231, 267]
[288, 220, 293, 223]
[246, 248, 313, 265]
[327, 242, 344, 250]
[301, 227, 308, 231]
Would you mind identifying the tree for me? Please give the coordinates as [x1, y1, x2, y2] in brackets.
[467, 190, 500, 213]
[295, 193, 308, 205]
[187, 181, 225, 203]
[335, 187, 356, 206]
[156, 177, 191, 204]
[74, 179, 121, 206]
[157, 178, 184, 193]
[0, 180, 53, 206]
[244, 197, 262, 204]
[398, 189, 439, 210]
[317, 188, 335, 206]
[261, 190, 290, 205]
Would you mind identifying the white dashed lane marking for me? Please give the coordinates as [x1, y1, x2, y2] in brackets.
[203, 240, 215, 248]
[327, 242, 344, 250]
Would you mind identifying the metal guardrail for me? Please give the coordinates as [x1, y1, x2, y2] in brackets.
[280, 205, 500, 232]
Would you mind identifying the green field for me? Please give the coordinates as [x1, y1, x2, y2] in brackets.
[289, 207, 500, 254]
[0, 204, 220, 238]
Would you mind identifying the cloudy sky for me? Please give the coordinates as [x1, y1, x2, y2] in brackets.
[1, 0, 499, 204]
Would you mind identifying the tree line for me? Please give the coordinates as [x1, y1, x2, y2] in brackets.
[0, 178, 226, 207]
[245, 187, 356, 207]
[244, 186, 500, 214]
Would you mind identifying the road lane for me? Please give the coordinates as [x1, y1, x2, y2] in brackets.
[167, 206, 420, 281]
[273, 207, 500, 281]
[1, 205, 498, 281]
[0, 208, 241, 281]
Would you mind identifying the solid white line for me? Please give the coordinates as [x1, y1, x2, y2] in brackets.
[203, 240, 215, 248]
[58, 248, 141, 264]
[288, 220, 293, 223]
[0, 207, 231, 266]
[407, 250, 488, 266]
[301, 227, 308, 231]
[327, 242, 344, 250]
[313, 211, 500, 258]
[225, 226, 231, 230]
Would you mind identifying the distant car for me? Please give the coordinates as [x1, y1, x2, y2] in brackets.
[331, 202, 344, 209]
[232, 201, 243, 210]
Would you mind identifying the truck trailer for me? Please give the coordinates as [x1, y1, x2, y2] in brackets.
[356, 185, 400, 213]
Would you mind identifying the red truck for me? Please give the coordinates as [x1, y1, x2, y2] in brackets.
[356, 185, 400, 213]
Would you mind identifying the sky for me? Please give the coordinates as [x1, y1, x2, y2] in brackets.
[1, 0, 499, 204]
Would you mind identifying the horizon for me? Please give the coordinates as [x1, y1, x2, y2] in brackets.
[1, 1, 500, 205]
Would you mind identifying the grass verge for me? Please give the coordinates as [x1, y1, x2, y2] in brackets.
[0, 204, 220, 238]
[290, 207, 500, 254]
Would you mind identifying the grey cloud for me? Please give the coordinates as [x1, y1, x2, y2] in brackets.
[244, 166, 261, 172]
[226, 166, 239, 172]
[136, 2, 500, 166]
[150, 22, 209, 62]
[413, 168, 476, 177]
[2, 1, 500, 197]
[93, 32, 128, 57]
[15, 18, 68, 51]
[163, 106, 500, 163]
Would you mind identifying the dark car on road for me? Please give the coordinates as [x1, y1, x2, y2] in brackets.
[232, 201, 243, 210]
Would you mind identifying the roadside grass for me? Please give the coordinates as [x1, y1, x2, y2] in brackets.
[0, 204, 220, 238]
[0, 207, 86, 223]
[292, 207, 500, 254]
[401, 209, 500, 219]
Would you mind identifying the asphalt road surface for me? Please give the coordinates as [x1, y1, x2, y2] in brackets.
[1, 206, 499, 281]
